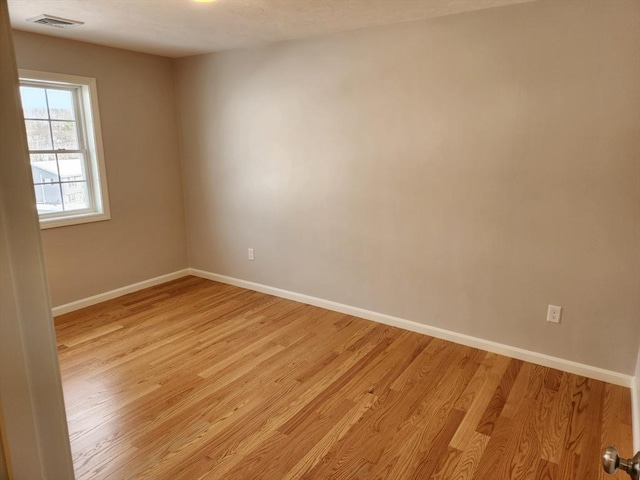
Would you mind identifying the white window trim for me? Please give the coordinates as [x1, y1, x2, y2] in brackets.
[19, 69, 111, 229]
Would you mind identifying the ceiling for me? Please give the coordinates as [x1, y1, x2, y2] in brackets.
[8, 0, 534, 58]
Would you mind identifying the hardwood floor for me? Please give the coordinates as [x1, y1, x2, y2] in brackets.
[54, 276, 633, 480]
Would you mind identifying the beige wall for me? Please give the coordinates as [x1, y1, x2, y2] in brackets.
[174, 0, 640, 375]
[12, 31, 188, 307]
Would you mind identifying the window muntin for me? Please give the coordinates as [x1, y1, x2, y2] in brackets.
[18, 71, 110, 229]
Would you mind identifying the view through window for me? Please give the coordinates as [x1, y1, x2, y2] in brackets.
[19, 70, 110, 228]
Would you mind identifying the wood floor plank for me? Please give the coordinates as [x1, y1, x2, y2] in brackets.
[564, 375, 591, 454]
[576, 379, 604, 479]
[280, 394, 376, 480]
[429, 446, 463, 480]
[473, 414, 515, 480]
[448, 353, 511, 450]
[535, 458, 558, 480]
[302, 343, 472, 477]
[475, 358, 523, 436]
[362, 345, 485, 478]
[54, 276, 634, 480]
[540, 371, 571, 464]
[503, 397, 540, 480]
[407, 408, 466, 479]
[435, 431, 490, 480]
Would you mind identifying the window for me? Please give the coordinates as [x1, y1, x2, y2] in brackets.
[19, 70, 110, 229]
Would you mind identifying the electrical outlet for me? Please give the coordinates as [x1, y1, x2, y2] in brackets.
[547, 305, 562, 324]
[248, 248, 255, 261]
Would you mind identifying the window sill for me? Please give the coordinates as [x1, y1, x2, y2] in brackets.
[39, 211, 111, 230]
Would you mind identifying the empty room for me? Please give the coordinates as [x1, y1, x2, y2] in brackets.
[1, 0, 639, 479]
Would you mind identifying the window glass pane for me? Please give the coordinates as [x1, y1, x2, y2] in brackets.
[62, 181, 89, 211]
[20, 86, 48, 119]
[30, 154, 58, 184]
[58, 153, 86, 181]
[51, 121, 79, 149]
[47, 89, 76, 120]
[25, 120, 53, 150]
[34, 184, 63, 214]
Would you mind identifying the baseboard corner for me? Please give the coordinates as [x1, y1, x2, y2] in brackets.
[51, 268, 190, 316]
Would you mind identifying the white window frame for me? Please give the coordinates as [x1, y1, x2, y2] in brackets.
[19, 69, 110, 229]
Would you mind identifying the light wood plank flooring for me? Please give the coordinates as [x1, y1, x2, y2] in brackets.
[54, 276, 633, 479]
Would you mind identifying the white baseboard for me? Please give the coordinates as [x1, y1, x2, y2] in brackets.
[51, 269, 190, 316]
[189, 268, 633, 389]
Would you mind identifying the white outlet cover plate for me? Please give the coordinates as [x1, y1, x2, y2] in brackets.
[547, 305, 562, 323]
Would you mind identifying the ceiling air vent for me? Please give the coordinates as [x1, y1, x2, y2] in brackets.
[27, 14, 84, 29]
